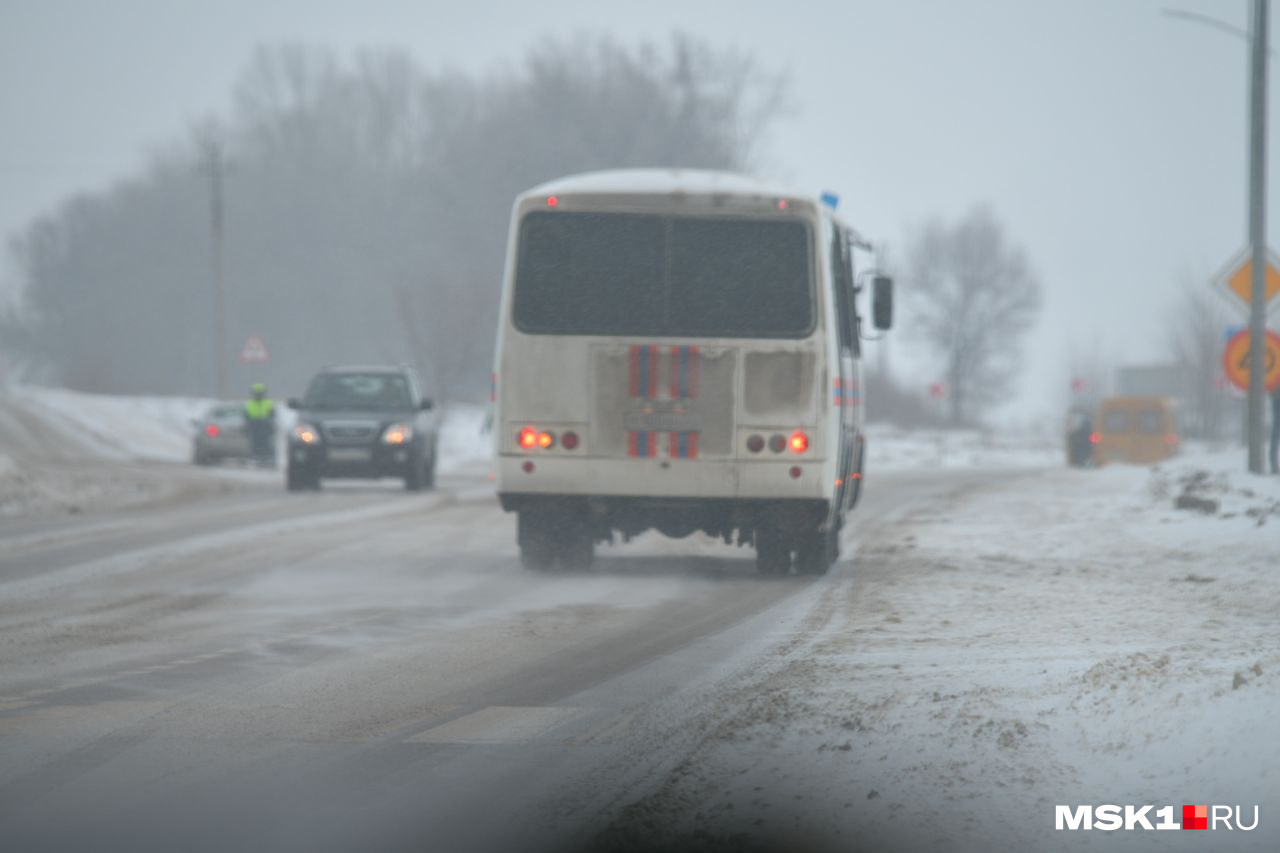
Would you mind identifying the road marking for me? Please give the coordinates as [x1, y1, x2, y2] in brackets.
[406, 705, 582, 744]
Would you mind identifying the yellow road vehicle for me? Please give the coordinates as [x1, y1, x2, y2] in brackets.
[1092, 395, 1179, 465]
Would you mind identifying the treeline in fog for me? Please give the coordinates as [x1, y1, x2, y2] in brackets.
[1, 36, 784, 400]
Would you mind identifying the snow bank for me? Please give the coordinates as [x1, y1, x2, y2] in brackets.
[866, 422, 1063, 470]
[0, 386, 495, 518]
[14, 387, 218, 462]
[622, 447, 1279, 851]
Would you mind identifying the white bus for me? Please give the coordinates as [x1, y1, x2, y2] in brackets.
[492, 169, 892, 574]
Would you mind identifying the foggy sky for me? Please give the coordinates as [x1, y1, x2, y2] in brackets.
[2, 0, 1276, 420]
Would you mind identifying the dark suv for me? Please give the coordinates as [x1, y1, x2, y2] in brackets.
[286, 366, 437, 491]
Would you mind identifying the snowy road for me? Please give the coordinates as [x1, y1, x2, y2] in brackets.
[0, 446, 1276, 852]
[0, 461, 979, 852]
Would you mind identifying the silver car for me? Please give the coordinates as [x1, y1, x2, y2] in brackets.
[192, 403, 252, 465]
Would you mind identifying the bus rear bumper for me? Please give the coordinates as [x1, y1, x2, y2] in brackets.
[495, 454, 830, 500]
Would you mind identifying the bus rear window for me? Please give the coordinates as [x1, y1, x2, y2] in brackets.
[1135, 410, 1165, 434]
[1102, 410, 1129, 433]
[513, 212, 813, 337]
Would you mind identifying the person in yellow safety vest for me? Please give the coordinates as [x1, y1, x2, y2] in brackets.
[244, 382, 277, 466]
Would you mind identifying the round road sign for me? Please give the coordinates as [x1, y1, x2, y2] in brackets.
[1221, 328, 1280, 392]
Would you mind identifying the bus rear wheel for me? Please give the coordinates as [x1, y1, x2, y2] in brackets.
[796, 518, 840, 575]
[755, 528, 790, 575]
[517, 507, 593, 571]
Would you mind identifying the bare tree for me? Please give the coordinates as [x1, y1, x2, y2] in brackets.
[1165, 281, 1232, 439]
[5, 35, 788, 399]
[904, 207, 1042, 425]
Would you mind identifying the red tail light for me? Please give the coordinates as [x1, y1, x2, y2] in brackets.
[1165, 434, 1179, 445]
[746, 434, 765, 453]
[546, 195, 559, 207]
[1089, 432, 1101, 445]
[518, 427, 538, 449]
[562, 431, 579, 450]
[537, 431, 555, 449]
[789, 431, 809, 453]
[204, 424, 220, 437]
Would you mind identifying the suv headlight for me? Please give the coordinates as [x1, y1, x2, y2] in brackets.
[382, 423, 413, 445]
[293, 424, 320, 444]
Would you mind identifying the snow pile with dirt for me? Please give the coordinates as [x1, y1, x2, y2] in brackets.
[614, 448, 1279, 851]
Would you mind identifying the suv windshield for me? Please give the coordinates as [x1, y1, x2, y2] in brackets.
[304, 373, 413, 411]
[514, 211, 813, 337]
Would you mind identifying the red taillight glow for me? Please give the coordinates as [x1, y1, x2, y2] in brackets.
[204, 424, 220, 437]
[518, 427, 538, 449]
[546, 195, 559, 207]
[1165, 434, 1179, 445]
[747, 434, 765, 453]
[789, 431, 809, 453]
[777, 199, 789, 210]
[562, 431, 579, 450]
[537, 431, 555, 449]
[1089, 432, 1101, 445]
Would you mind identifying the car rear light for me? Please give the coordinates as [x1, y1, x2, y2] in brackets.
[1089, 432, 1101, 444]
[768, 434, 786, 453]
[789, 431, 809, 453]
[746, 434, 765, 453]
[204, 424, 220, 437]
[518, 427, 538, 449]
[537, 431, 555, 449]
[562, 431, 579, 450]
[293, 425, 319, 444]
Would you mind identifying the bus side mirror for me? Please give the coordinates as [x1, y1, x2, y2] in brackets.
[872, 275, 893, 330]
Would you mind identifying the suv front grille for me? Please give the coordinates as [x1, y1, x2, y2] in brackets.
[323, 421, 379, 443]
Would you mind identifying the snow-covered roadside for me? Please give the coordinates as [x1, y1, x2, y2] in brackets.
[605, 450, 1279, 852]
[0, 385, 495, 519]
[866, 421, 1063, 471]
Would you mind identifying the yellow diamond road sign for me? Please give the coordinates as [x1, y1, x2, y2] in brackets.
[1216, 248, 1280, 314]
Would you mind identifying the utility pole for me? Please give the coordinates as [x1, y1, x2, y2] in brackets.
[1167, 2, 1272, 471]
[1246, 0, 1269, 473]
[198, 136, 228, 400]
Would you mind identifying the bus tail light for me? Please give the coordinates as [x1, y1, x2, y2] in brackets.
[204, 424, 220, 437]
[747, 434, 765, 453]
[518, 427, 538, 449]
[789, 431, 809, 453]
[1089, 432, 1101, 445]
[768, 434, 786, 453]
[537, 431, 556, 449]
[562, 431, 580, 450]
